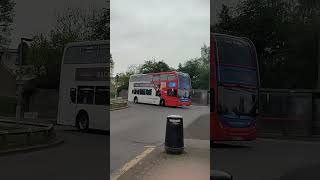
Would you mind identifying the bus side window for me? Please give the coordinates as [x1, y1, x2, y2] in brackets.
[160, 74, 168, 81]
[70, 88, 76, 103]
[146, 89, 152, 95]
[77, 86, 94, 104]
[95, 86, 108, 105]
[140, 89, 146, 95]
[153, 75, 160, 81]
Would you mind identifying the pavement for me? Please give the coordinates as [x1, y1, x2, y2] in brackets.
[111, 106, 210, 180]
[114, 139, 210, 180]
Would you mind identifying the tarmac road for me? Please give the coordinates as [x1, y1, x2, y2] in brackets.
[110, 103, 209, 174]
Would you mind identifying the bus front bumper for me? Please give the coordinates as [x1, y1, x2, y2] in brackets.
[211, 120, 256, 141]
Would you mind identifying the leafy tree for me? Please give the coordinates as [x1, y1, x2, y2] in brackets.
[139, 59, 171, 74]
[178, 44, 210, 89]
[212, 0, 320, 89]
[89, 8, 109, 40]
[28, 7, 110, 89]
[0, 0, 15, 49]
[115, 65, 140, 94]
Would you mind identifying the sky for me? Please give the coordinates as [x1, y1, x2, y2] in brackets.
[10, 0, 105, 48]
[111, 0, 210, 75]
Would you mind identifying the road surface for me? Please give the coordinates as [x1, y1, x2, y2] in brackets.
[212, 138, 320, 180]
[0, 127, 108, 180]
[110, 103, 209, 173]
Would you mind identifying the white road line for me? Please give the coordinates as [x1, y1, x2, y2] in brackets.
[110, 146, 156, 180]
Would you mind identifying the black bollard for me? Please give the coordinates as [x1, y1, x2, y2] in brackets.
[165, 115, 184, 154]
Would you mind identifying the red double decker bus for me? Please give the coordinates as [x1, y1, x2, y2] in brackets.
[128, 71, 192, 107]
[211, 33, 260, 141]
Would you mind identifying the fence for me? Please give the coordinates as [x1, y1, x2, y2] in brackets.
[258, 89, 318, 137]
[191, 89, 209, 106]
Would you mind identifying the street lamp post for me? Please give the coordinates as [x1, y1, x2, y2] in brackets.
[16, 37, 33, 123]
[115, 75, 119, 99]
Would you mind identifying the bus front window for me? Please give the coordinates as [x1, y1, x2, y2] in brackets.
[178, 74, 191, 99]
[178, 74, 191, 90]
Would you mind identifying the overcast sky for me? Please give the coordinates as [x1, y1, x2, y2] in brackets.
[111, 0, 210, 75]
[10, 0, 105, 48]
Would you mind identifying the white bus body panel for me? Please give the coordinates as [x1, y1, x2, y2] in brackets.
[57, 40, 109, 131]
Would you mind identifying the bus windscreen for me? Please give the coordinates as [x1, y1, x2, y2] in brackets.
[216, 36, 255, 67]
[178, 74, 191, 89]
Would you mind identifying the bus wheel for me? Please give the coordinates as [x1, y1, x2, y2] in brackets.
[134, 97, 138, 104]
[160, 99, 165, 106]
[76, 111, 89, 132]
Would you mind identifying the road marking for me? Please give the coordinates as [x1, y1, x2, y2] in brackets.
[110, 146, 156, 180]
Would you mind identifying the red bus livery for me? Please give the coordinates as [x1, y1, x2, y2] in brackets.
[211, 33, 260, 141]
[128, 71, 192, 107]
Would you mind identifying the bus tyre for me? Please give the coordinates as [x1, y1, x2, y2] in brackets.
[160, 99, 165, 106]
[76, 111, 89, 132]
[134, 97, 138, 104]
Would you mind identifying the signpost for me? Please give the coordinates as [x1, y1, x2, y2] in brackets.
[16, 37, 33, 123]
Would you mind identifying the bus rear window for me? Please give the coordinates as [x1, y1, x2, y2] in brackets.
[216, 36, 255, 67]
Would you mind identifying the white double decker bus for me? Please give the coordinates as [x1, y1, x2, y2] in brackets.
[128, 72, 192, 107]
[57, 41, 109, 131]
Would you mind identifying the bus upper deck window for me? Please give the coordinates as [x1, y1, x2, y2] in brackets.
[160, 74, 168, 81]
[167, 75, 175, 81]
[153, 75, 160, 81]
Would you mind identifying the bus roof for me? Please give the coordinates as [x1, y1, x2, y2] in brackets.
[147, 71, 189, 75]
[212, 33, 254, 46]
[130, 72, 190, 78]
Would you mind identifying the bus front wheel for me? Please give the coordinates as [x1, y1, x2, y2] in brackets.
[76, 111, 89, 132]
[160, 99, 165, 106]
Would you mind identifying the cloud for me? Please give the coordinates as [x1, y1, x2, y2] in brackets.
[111, 0, 210, 74]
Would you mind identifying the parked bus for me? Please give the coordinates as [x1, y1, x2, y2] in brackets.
[128, 72, 192, 107]
[211, 33, 259, 141]
[57, 41, 109, 131]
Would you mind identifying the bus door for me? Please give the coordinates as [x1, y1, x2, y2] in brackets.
[66, 87, 77, 125]
[92, 86, 108, 130]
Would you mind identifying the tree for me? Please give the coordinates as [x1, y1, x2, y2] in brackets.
[139, 59, 171, 74]
[28, 7, 110, 89]
[0, 0, 15, 49]
[115, 65, 140, 94]
[89, 8, 109, 40]
[178, 44, 210, 90]
[212, 0, 319, 89]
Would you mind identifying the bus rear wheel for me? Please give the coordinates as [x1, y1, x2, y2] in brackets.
[134, 97, 138, 104]
[76, 111, 89, 132]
